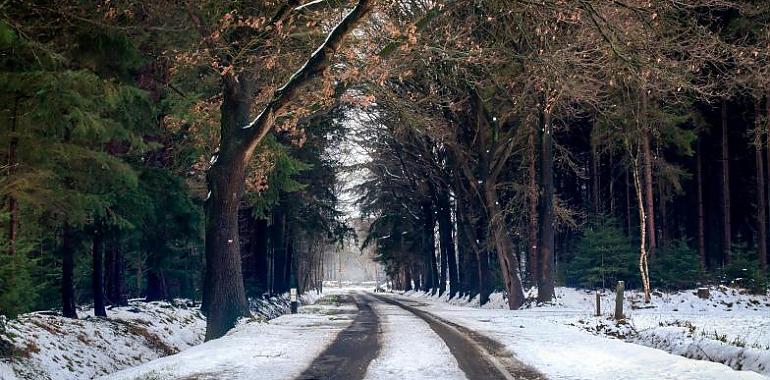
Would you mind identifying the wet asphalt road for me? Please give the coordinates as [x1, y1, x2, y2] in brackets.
[295, 292, 545, 380]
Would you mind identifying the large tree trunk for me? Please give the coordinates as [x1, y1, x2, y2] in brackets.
[696, 138, 706, 269]
[537, 106, 555, 303]
[202, 77, 252, 340]
[484, 183, 524, 309]
[61, 226, 78, 319]
[92, 229, 107, 317]
[527, 121, 539, 287]
[641, 89, 656, 258]
[720, 99, 732, 265]
[755, 97, 768, 271]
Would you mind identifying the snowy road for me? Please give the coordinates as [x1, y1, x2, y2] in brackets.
[104, 289, 767, 380]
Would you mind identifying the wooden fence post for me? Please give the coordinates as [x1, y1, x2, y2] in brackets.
[595, 291, 601, 316]
[614, 281, 625, 320]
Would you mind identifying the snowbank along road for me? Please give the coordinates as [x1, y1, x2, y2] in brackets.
[105, 288, 766, 380]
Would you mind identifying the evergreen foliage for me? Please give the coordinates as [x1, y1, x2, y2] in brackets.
[565, 218, 638, 289]
[650, 239, 704, 290]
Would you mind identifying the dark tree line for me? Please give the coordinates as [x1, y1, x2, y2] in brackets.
[357, 0, 770, 305]
[0, 1, 354, 340]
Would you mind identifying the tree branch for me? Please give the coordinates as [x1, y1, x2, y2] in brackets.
[241, 0, 372, 156]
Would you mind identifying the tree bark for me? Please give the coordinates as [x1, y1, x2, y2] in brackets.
[527, 121, 539, 286]
[105, 235, 126, 306]
[591, 138, 600, 214]
[765, 90, 770, 272]
[484, 183, 525, 309]
[61, 226, 78, 319]
[421, 201, 439, 293]
[404, 265, 413, 291]
[631, 156, 651, 303]
[625, 168, 632, 236]
[92, 228, 107, 317]
[202, 76, 252, 340]
[720, 99, 732, 265]
[754, 97, 767, 271]
[436, 190, 458, 298]
[641, 89, 656, 258]
[7, 96, 19, 260]
[476, 214, 492, 305]
[696, 138, 706, 269]
[145, 257, 168, 302]
[659, 181, 669, 246]
[537, 105, 555, 303]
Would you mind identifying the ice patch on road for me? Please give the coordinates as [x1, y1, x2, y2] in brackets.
[364, 301, 467, 380]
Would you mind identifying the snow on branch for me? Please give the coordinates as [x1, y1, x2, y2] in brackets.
[241, 0, 372, 153]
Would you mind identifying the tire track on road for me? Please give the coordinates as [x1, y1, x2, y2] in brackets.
[370, 293, 546, 380]
[296, 293, 380, 380]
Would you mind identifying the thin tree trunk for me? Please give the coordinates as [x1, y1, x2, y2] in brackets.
[436, 190, 458, 298]
[538, 106, 555, 303]
[609, 154, 615, 215]
[92, 228, 107, 317]
[439, 233, 447, 296]
[755, 97, 767, 271]
[626, 168, 632, 236]
[591, 139, 600, 214]
[61, 225, 78, 319]
[421, 201, 438, 293]
[527, 121, 539, 287]
[641, 89, 656, 258]
[696, 138, 706, 269]
[7, 96, 19, 260]
[766, 90, 770, 271]
[631, 156, 651, 303]
[721, 99, 732, 265]
[659, 181, 668, 246]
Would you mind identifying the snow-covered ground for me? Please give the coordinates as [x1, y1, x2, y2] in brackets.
[401, 286, 770, 378]
[0, 300, 205, 380]
[0, 293, 323, 380]
[104, 293, 352, 380]
[7, 287, 765, 380]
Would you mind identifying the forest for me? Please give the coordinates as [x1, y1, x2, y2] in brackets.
[1, 0, 769, 350]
